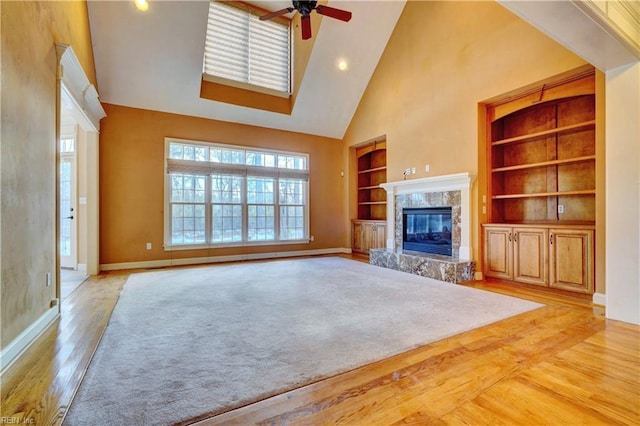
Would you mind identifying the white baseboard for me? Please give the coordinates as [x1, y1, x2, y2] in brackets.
[77, 263, 87, 274]
[1, 305, 59, 375]
[592, 292, 606, 307]
[100, 247, 352, 271]
[474, 271, 484, 281]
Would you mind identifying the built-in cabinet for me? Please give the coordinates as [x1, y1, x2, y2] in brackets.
[352, 141, 387, 254]
[483, 68, 597, 294]
[352, 220, 387, 254]
[483, 224, 594, 293]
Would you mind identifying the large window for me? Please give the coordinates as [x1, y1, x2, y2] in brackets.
[165, 139, 309, 249]
[203, 1, 292, 96]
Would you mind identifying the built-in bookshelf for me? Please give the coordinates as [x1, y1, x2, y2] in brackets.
[356, 141, 387, 220]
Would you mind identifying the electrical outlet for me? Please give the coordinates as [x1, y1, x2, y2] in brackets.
[558, 204, 565, 214]
[309, 235, 315, 242]
[411, 167, 416, 174]
[146, 242, 152, 250]
[425, 164, 430, 172]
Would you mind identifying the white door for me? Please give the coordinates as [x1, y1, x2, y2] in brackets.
[60, 149, 77, 269]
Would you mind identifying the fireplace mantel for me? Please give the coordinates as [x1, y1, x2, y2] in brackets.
[380, 173, 476, 260]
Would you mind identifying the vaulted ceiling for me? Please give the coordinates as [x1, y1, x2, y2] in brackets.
[87, 0, 407, 139]
[87, 1, 639, 140]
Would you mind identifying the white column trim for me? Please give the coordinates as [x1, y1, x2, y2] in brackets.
[56, 43, 106, 131]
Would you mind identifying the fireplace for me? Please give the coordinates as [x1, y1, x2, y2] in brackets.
[402, 207, 452, 256]
[371, 173, 476, 283]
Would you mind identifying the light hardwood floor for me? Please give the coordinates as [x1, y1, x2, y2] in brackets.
[1, 258, 638, 425]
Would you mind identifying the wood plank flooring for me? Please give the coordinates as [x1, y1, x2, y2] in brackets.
[1, 258, 638, 425]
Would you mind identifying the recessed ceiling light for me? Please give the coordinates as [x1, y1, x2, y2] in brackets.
[135, 0, 149, 12]
[337, 59, 348, 71]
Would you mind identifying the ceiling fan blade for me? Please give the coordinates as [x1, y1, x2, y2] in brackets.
[315, 5, 352, 22]
[259, 7, 294, 21]
[301, 15, 312, 40]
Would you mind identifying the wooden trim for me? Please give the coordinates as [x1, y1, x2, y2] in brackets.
[484, 65, 596, 121]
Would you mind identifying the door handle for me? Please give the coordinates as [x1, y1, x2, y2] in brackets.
[66, 215, 74, 220]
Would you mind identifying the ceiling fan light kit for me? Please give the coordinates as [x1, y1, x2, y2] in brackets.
[260, 0, 352, 40]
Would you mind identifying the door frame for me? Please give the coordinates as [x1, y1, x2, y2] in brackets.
[56, 44, 106, 305]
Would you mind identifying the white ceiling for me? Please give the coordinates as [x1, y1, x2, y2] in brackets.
[87, 0, 407, 139]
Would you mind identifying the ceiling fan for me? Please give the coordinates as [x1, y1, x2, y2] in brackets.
[259, 1, 352, 40]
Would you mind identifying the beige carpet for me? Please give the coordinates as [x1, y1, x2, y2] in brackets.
[64, 257, 542, 425]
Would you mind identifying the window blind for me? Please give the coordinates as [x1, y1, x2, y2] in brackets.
[204, 1, 291, 94]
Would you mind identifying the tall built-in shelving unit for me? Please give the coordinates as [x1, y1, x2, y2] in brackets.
[356, 142, 387, 221]
[483, 68, 597, 294]
[352, 141, 387, 254]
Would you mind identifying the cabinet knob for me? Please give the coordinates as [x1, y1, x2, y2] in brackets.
[550, 234, 553, 245]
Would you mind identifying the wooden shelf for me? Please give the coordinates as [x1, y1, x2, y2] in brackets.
[358, 166, 387, 174]
[492, 155, 595, 173]
[358, 201, 387, 205]
[493, 190, 595, 200]
[492, 120, 595, 147]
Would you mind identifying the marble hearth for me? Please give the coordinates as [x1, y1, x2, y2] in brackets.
[370, 173, 476, 284]
[370, 249, 475, 284]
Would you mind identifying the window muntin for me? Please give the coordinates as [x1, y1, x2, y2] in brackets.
[204, 1, 292, 95]
[165, 139, 308, 249]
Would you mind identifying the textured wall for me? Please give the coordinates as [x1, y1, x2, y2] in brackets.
[343, 1, 587, 268]
[1, 1, 97, 348]
[99, 104, 345, 266]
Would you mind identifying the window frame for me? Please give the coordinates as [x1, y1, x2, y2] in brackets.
[163, 138, 310, 251]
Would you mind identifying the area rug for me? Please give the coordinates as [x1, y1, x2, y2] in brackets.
[64, 256, 542, 425]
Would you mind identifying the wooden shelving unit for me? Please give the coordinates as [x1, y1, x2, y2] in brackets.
[353, 141, 387, 254]
[488, 95, 596, 224]
[356, 142, 387, 221]
[483, 68, 597, 294]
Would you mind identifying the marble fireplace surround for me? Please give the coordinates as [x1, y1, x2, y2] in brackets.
[380, 172, 475, 259]
[370, 173, 476, 284]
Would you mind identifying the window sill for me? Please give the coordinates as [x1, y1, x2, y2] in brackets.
[163, 239, 311, 251]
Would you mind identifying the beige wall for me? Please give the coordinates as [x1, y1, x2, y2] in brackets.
[1, 1, 96, 348]
[99, 104, 345, 266]
[343, 1, 588, 268]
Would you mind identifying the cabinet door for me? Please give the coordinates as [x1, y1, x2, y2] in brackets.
[484, 226, 513, 280]
[549, 229, 594, 293]
[372, 223, 387, 250]
[352, 222, 363, 253]
[513, 227, 548, 286]
[361, 223, 373, 253]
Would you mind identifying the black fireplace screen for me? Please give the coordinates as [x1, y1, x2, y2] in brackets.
[402, 207, 452, 256]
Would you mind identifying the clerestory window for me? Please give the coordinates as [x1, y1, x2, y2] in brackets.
[203, 1, 292, 97]
[164, 138, 309, 250]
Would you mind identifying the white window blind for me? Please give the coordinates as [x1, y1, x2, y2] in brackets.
[204, 1, 291, 94]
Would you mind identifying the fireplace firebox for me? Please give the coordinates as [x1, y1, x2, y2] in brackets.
[402, 207, 452, 256]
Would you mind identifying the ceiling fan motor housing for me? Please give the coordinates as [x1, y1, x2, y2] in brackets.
[293, 0, 318, 16]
